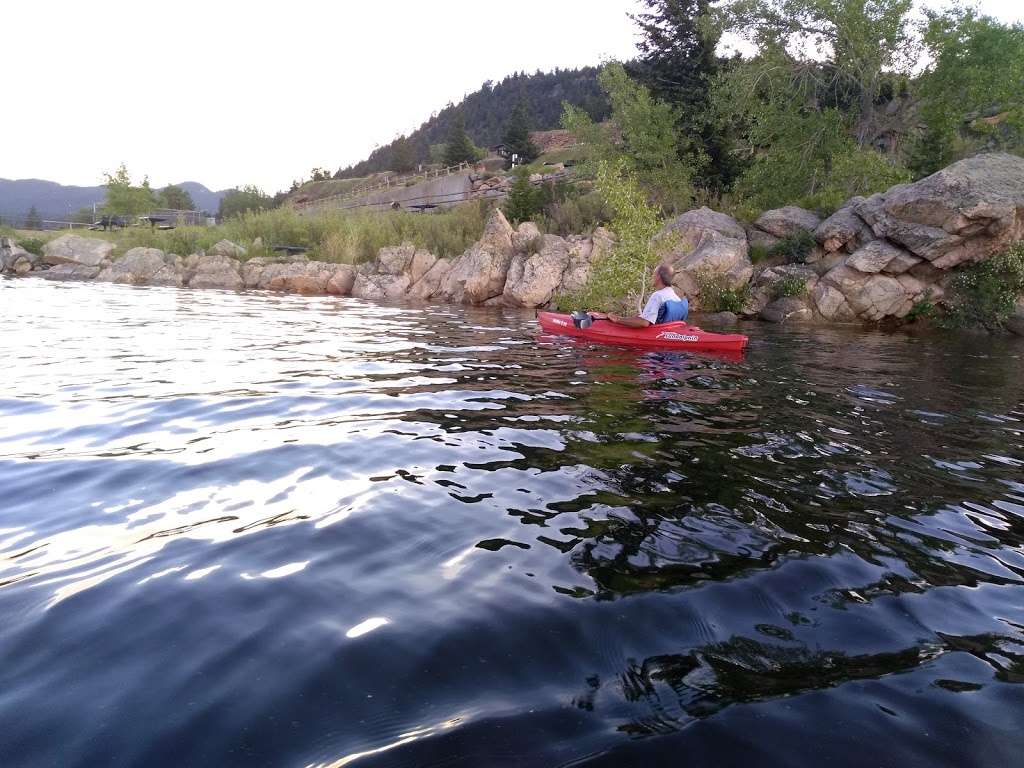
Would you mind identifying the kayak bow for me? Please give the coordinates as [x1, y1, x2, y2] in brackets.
[537, 311, 748, 352]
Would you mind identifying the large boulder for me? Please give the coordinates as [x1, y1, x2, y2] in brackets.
[1, 237, 37, 274]
[501, 235, 570, 307]
[408, 258, 451, 299]
[814, 200, 874, 254]
[208, 239, 247, 259]
[854, 153, 1024, 269]
[96, 247, 184, 286]
[255, 261, 342, 294]
[41, 235, 115, 267]
[559, 230, 610, 296]
[327, 265, 356, 296]
[38, 264, 102, 281]
[377, 244, 416, 276]
[439, 209, 515, 304]
[753, 206, 821, 239]
[660, 206, 747, 247]
[511, 221, 542, 254]
[658, 208, 752, 296]
[845, 240, 915, 274]
[185, 252, 243, 290]
[351, 268, 411, 300]
[811, 282, 856, 322]
[761, 296, 813, 323]
[824, 265, 908, 321]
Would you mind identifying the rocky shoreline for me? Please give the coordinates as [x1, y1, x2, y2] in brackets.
[3, 153, 1022, 335]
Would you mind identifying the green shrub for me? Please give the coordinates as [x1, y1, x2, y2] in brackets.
[17, 237, 46, 256]
[906, 294, 936, 321]
[749, 244, 770, 263]
[537, 190, 610, 236]
[939, 245, 1024, 330]
[696, 270, 749, 313]
[767, 230, 817, 263]
[556, 160, 662, 311]
[771, 276, 808, 299]
[503, 169, 546, 224]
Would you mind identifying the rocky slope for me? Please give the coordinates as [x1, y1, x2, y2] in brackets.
[3, 153, 1022, 335]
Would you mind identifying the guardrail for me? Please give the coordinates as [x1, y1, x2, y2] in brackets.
[293, 161, 472, 212]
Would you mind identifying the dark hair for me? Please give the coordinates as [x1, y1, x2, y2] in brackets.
[655, 263, 674, 287]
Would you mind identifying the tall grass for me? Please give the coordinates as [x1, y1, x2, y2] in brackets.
[33, 201, 493, 263]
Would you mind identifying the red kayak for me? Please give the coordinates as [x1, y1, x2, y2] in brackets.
[537, 311, 748, 352]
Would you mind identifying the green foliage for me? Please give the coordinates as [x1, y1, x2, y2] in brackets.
[749, 244, 770, 263]
[906, 294, 936, 322]
[771, 275, 808, 299]
[103, 164, 157, 217]
[391, 136, 416, 173]
[502, 97, 540, 165]
[695, 269, 749, 312]
[24, 206, 43, 230]
[628, 0, 734, 189]
[503, 168, 546, 224]
[309, 167, 332, 182]
[218, 185, 273, 220]
[158, 185, 195, 211]
[939, 245, 1024, 330]
[537, 190, 610, 236]
[337, 66, 611, 178]
[910, 5, 1024, 177]
[562, 62, 696, 213]
[17, 236, 45, 255]
[767, 230, 817, 263]
[560, 160, 663, 311]
[443, 112, 480, 166]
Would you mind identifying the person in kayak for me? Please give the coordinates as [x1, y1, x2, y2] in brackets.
[601, 264, 688, 327]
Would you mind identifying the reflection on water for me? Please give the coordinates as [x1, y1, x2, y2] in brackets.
[1, 276, 1023, 767]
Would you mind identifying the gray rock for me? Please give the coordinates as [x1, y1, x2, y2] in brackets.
[754, 206, 821, 239]
[439, 209, 515, 304]
[38, 263, 102, 281]
[511, 221, 542, 254]
[351, 269, 411, 300]
[207, 239, 247, 259]
[853, 153, 1024, 269]
[408, 258, 451, 299]
[327, 265, 356, 296]
[761, 296, 813, 323]
[812, 282, 856, 321]
[747, 227, 781, 254]
[185, 252, 243, 290]
[96, 247, 181, 285]
[377, 243, 416, 276]
[501, 235, 570, 307]
[700, 311, 738, 325]
[660, 206, 747, 245]
[814, 201, 872, 253]
[41, 235, 115, 267]
[845, 240, 909, 273]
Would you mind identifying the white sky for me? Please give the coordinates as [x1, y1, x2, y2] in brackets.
[4, 0, 1021, 193]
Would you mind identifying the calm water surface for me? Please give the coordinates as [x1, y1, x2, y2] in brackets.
[2, 277, 1023, 767]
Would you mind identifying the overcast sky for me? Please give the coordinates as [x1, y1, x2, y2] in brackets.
[4, 0, 1021, 193]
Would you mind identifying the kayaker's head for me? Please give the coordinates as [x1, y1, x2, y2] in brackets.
[652, 263, 674, 290]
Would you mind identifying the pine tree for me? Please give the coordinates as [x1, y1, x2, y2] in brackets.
[392, 135, 416, 172]
[25, 206, 43, 230]
[443, 112, 479, 166]
[502, 97, 540, 165]
[628, 0, 736, 191]
[503, 168, 545, 224]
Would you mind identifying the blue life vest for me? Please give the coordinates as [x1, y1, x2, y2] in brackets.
[657, 298, 689, 324]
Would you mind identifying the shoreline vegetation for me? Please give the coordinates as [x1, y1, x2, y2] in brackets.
[3, 1, 1022, 335]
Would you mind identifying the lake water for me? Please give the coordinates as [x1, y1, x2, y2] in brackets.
[2, 276, 1023, 767]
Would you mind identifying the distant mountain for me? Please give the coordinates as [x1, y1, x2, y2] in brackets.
[337, 67, 610, 178]
[0, 178, 228, 222]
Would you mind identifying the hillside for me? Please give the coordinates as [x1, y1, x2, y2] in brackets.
[0, 179, 228, 221]
[336, 67, 609, 179]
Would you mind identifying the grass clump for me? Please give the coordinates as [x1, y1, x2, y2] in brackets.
[768, 230, 817, 263]
[939, 245, 1024, 330]
[696, 270, 749, 313]
[16, 237, 46, 255]
[772, 276, 808, 299]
